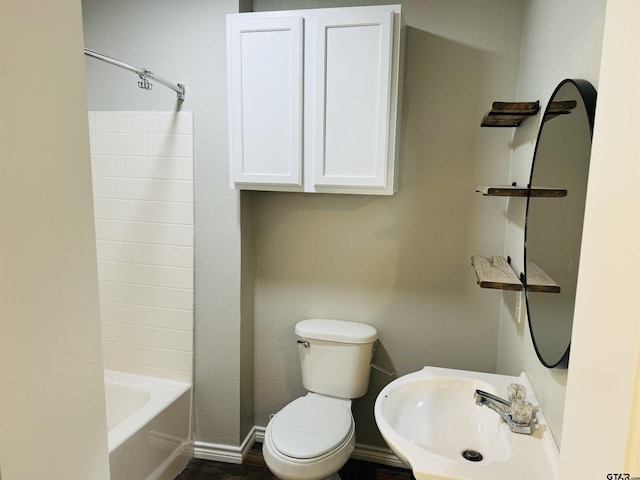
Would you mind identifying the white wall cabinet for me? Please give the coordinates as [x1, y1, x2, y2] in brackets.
[227, 5, 403, 195]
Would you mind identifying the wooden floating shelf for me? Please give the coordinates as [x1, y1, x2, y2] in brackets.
[471, 256, 522, 291]
[476, 185, 567, 198]
[544, 100, 577, 122]
[471, 256, 560, 293]
[481, 101, 540, 127]
[526, 262, 561, 293]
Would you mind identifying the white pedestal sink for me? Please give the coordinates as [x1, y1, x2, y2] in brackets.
[374, 366, 559, 480]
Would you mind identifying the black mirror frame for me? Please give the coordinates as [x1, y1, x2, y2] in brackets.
[524, 78, 597, 368]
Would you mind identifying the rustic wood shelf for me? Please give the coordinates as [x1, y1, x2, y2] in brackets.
[476, 185, 568, 198]
[526, 262, 561, 293]
[471, 256, 522, 291]
[544, 100, 577, 122]
[471, 255, 561, 293]
[481, 101, 540, 127]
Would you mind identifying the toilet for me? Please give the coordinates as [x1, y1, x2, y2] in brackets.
[262, 319, 378, 480]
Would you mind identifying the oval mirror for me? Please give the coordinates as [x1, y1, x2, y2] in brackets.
[524, 79, 597, 368]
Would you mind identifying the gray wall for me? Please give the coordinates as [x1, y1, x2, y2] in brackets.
[496, 0, 606, 446]
[82, 0, 255, 446]
[251, 0, 525, 447]
[84, 0, 593, 453]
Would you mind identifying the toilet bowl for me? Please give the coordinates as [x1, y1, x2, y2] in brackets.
[263, 394, 355, 480]
[262, 319, 378, 480]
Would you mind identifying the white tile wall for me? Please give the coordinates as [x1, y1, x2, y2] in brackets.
[89, 111, 194, 383]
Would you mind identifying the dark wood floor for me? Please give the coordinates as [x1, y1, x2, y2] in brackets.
[176, 443, 416, 480]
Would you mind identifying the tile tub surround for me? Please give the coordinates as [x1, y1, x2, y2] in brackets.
[89, 111, 194, 382]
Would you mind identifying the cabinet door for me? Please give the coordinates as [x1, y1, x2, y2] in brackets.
[227, 16, 303, 187]
[308, 10, 394, 189]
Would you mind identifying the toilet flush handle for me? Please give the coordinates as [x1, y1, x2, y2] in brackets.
[297, 340, 310, 348]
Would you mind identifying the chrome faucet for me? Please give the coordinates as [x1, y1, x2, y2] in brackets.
[474, 388, 533, 435]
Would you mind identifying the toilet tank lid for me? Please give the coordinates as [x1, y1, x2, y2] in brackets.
[295, 319, 378, 344]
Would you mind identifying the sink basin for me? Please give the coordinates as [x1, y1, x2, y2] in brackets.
[374, 366, 558, 480]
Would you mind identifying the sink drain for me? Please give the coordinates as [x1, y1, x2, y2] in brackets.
[461, 449, 483, 462]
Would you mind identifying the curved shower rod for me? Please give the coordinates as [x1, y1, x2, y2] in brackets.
[84, 48, 186, 101]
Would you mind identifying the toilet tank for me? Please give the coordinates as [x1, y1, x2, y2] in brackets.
[295, 319, 378, 399]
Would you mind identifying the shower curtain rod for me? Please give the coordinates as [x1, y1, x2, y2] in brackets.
[84, 48, 186, 101]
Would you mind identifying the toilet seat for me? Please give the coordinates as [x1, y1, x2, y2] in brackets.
[269, 394, 354, 460]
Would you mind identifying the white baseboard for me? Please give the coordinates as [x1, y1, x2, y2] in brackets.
[195, 425, 407, 470]
[253, 425, 266, 442]
[351, 443, 407, 469]
[194, 426, 259, 464]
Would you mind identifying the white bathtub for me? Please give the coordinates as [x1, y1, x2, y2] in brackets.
[105, 370, 193, 480]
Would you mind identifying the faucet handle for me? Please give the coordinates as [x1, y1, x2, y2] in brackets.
[507, 383, 526, 402]
[510, 399, 533, 425]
